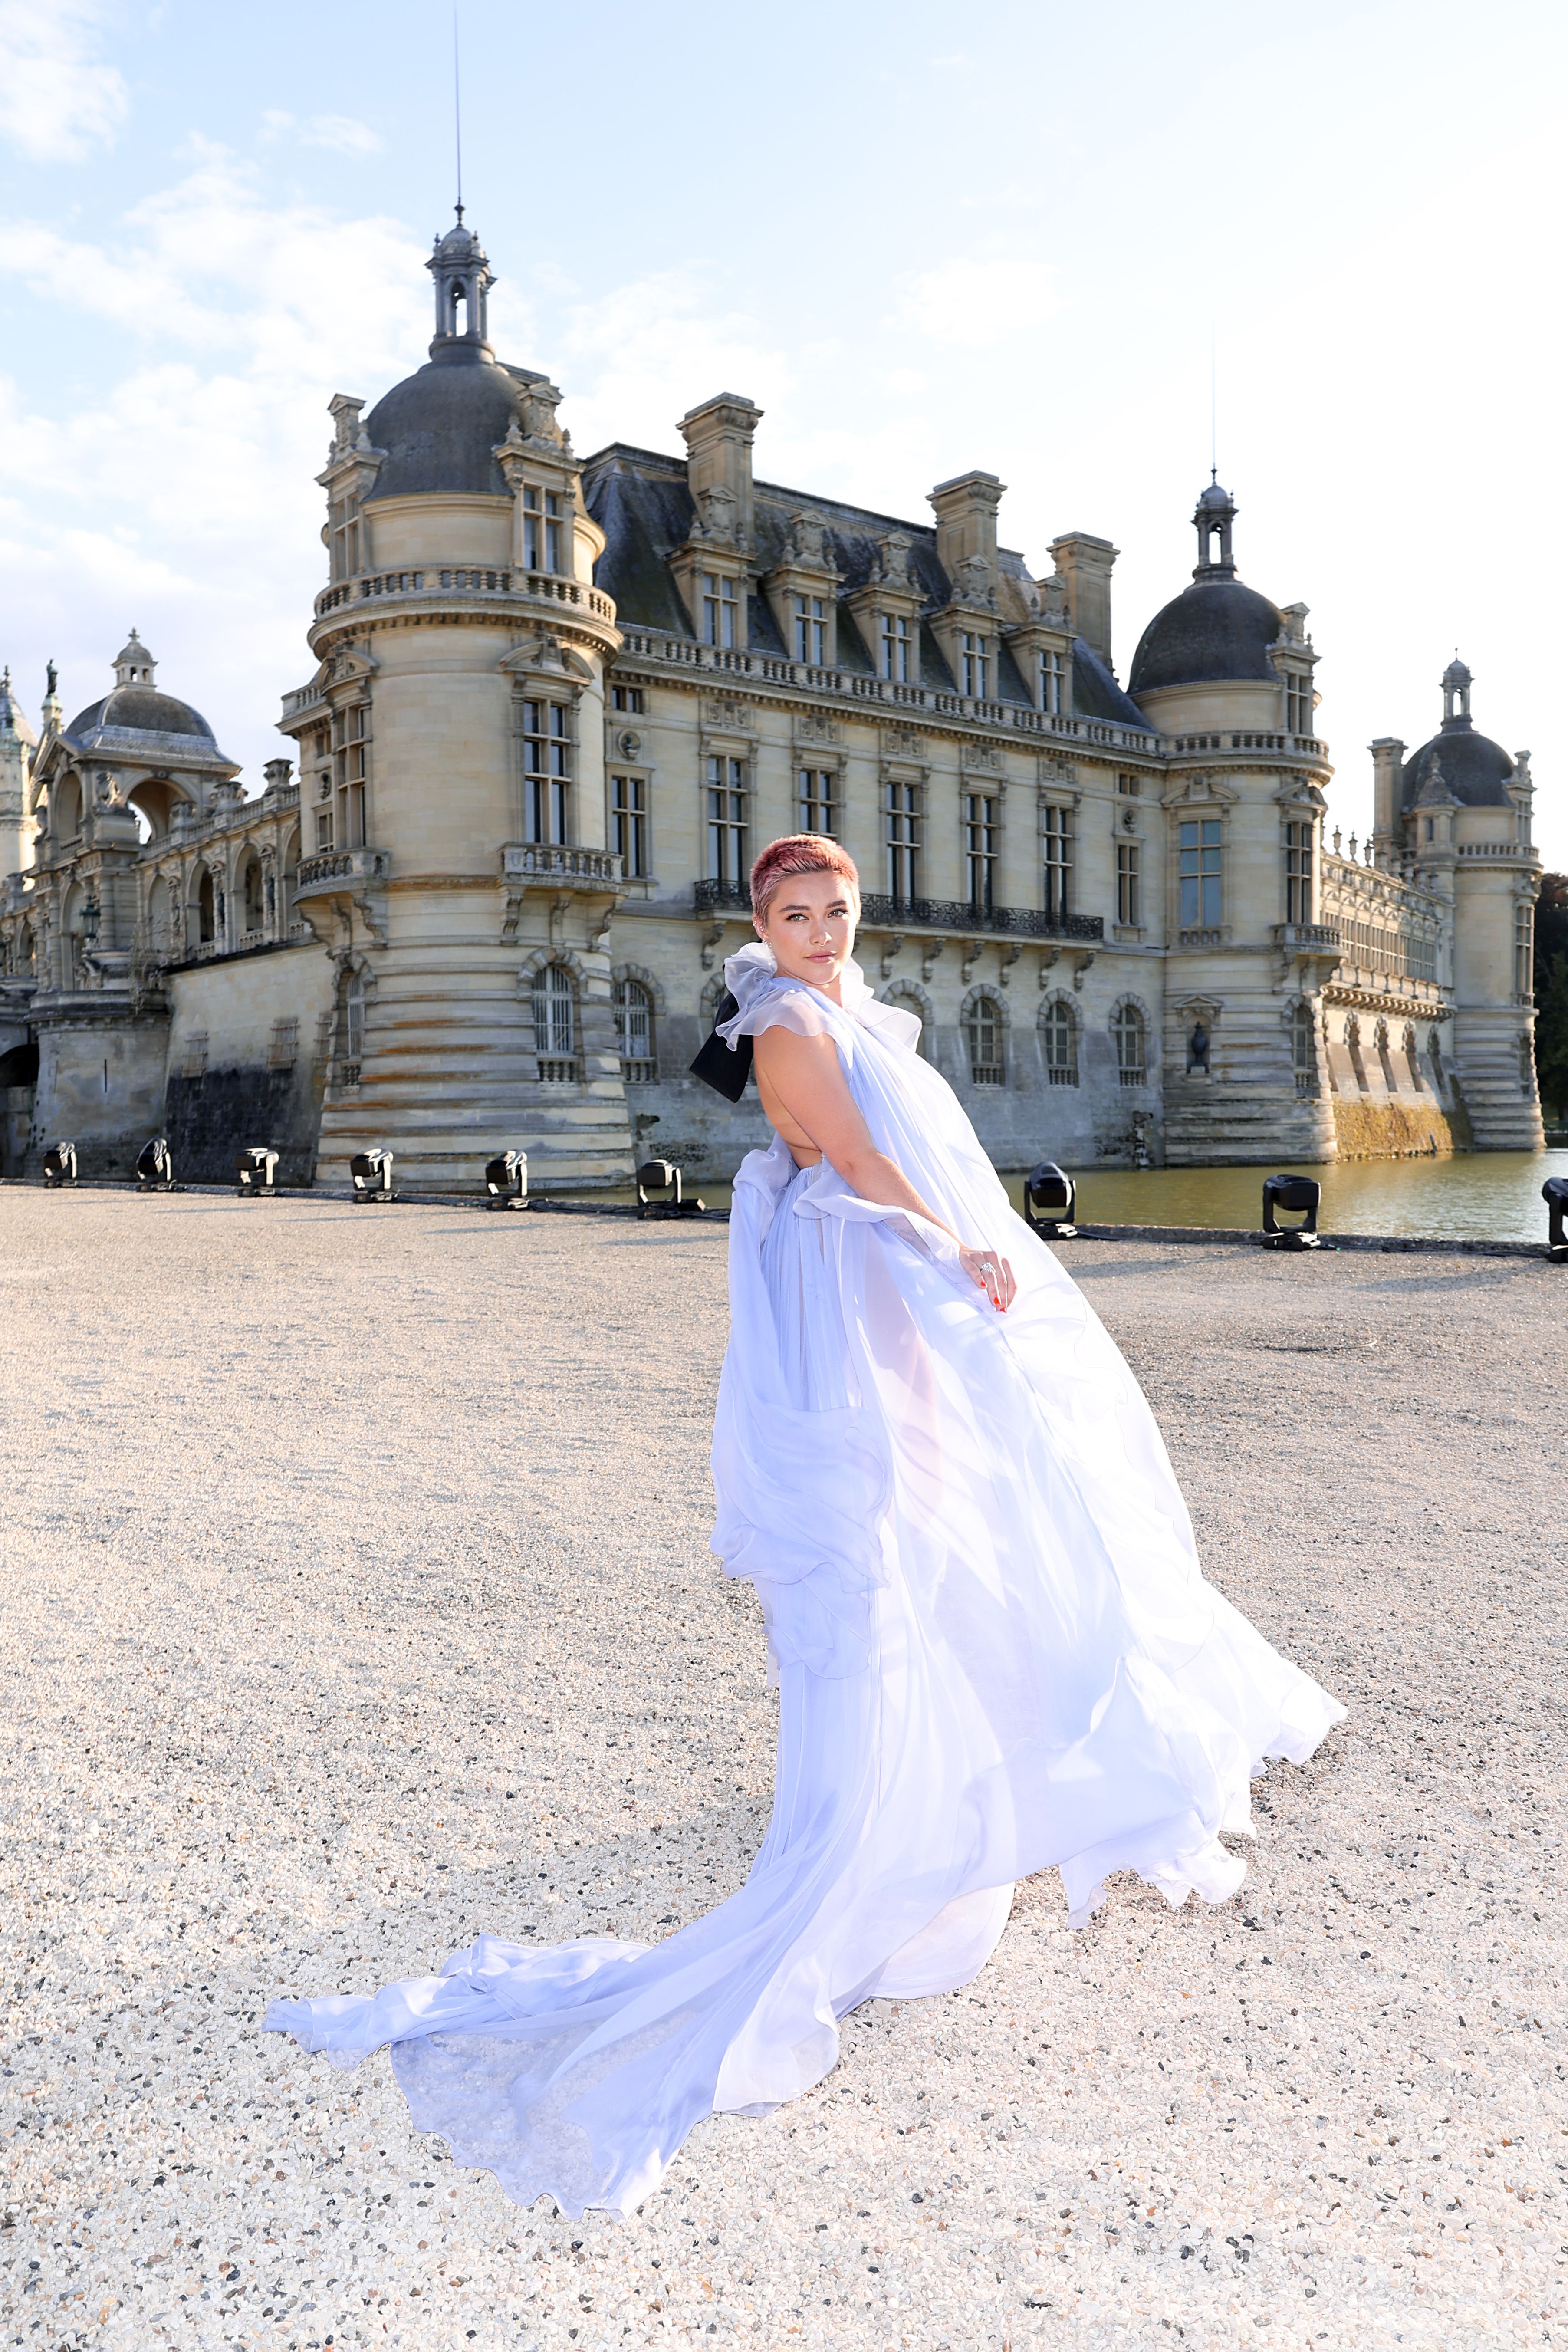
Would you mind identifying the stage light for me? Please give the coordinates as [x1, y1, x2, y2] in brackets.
[484, 1150, 527, 1209]
[42, 1141, 78, 1187]
[1262, 1172, 1321, 1251]
[349, 1148, 396, 1203]
[135, 1137, 177, 1192]
[236, 1147, 280, 1198]
[1023, 1160, 1077, 1239]
[1544, 1176, 1568, 1263]
[637, 1158, 705, 1219]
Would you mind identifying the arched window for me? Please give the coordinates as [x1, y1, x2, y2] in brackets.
[242, 855, 264, 937]
[1042, 996, 1077, 1086]
[1112, 1002, 1146, 1087]
[1345, 1014, 1369, 1092]
[964, 994, 1004, 1086]
[533, 962, 578, 1079]
[1374, 1019, 1397, 1091]
[880, 984, 929, 1058]
[615, 976, 656, 1079]
[197, 868, 216, 944]
[1291, 1001, 1316, 1097]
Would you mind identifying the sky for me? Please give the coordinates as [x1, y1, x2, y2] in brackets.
[1, 0, 1564, 864]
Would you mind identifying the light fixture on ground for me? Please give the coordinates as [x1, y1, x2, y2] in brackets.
[1262, 1172, 1321, 1251]
[237, 1147, 280, 1198]
[349, 1148, 397, 1203]
[135, 1137, 178, 1192]
[484, 1150, 527, 1210]
[1544, 1176, 1568, 1263]
[637, 1159, 705, 1220]
[43, 1141, 78, 1187]
[1023, 1160, 1077, 1239]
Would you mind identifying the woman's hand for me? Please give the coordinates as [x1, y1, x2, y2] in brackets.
[959, 1244, 1016, 1313]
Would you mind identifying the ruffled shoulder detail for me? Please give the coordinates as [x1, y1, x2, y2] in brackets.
[718, 943, 839, 1044]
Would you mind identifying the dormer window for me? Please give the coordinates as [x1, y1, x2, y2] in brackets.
[881, 613, 913, 683]
[1037, 648, 1065, 714]
[702, 572, 740, 650]
[794, 595, 828, 666]
[523, 487, 563, 574]
[1285, 673, 1313, 735]
[960, 632, 989, 700]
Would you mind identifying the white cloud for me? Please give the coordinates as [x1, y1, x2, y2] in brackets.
[0, 0, 128, 162]
[262, 109, 382, 158]
[888, 258, 1058, 350]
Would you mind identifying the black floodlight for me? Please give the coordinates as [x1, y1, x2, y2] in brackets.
[637, 1158, 705, 1219]
[484, 1149, 528, 1209]
[349, 1148, 396, 1202]
[43, 1140, 78, 1187]
[236, 1146, 280, 1198]
[1544, 1175, 1568, 1263]
[1262, 1172, 1321, 1250]
[135, 1136, 177, 1191]
[1023, 1160, 1077, 1239]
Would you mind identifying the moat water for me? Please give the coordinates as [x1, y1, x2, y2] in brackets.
[618, 1148, 1568, 1246]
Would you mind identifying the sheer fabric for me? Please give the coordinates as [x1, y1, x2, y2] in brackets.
[265, 944, 1344, 2217]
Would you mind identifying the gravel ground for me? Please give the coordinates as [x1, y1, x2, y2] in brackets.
[2, 1191, 1565, 2352]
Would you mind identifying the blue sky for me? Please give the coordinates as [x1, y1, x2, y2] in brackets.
[2, 0, 1564, 862]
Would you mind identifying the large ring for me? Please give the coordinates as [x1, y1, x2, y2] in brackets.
[980, 1260, 996, 1276]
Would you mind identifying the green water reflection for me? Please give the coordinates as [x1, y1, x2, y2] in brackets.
[1001, 1150, 1568, 1244]
[587, 1149, 1565, 1244]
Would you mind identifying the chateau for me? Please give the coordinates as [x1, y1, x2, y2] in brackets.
[0, 217, 1544, 1188]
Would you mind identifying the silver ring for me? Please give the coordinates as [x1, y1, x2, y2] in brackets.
[980, 1260, 996, 1275]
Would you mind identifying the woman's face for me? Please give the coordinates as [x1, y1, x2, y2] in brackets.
[756, 868, 858, 993]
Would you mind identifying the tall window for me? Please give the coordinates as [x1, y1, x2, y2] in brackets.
[532, 963, 575, 1058]
[315, 796, 334, 853]
[881, 612, 913, 683]
[522, 700, 570, 843]
[794, 595, 827, 665]
[341, 970, 365, 1069]
[1038, 648, 1065, 714]
[610, 774, 647, 878]
[329, 703, 369, 850]
[965, 793, 998, 912]
[797, 769, 836, 836]
[1179, 818, 1223, 927]
[707, 756, 747, 885]
[1043, 804, 1072, 918]
[702, 572, 740, 649]
[1042, 997, 1076, 1086]
[885, 781, 919, 899]
[1515, 904, 1534, 998]
[1285, 673, 1312, 734]
[1292, 1001, 1317, 1097]
[1112, 1002, 1146, 1087]
[522, 487, 563, 573]
[615, 976, 655, 1076]
[965, 994, 1004, 1086]
[960, 632, 989, 699]
[1285, 820, 1314, 923]
[1117, 839, 1140, 927]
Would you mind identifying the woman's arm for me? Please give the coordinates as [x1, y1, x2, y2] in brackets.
[753, 1026, 1016, 1310]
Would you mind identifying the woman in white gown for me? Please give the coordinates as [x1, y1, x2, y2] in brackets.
[266, 833, 1344, 2218]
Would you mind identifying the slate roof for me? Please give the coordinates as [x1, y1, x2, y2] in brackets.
[1401, 718, 1515, 811]
[362, 349, 537, 504]
[581, 444, 1151, 732]
[65, 686, 217, 745]
[1127, 576, 1285, 696]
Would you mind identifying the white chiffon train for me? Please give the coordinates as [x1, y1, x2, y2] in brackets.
[264, 946, 1344, 2216]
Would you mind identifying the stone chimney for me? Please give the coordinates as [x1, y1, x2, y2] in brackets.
[1049, 531, 1119, 669]
[1370, 737, 1405, 867]
[677, 394, 764, 554]
[929, 473, 1004, 600]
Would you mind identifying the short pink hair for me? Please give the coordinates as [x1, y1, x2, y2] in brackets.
[749, 833, 860, 927]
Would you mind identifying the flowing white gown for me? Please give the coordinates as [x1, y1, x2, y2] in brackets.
[265, 944, 1344, 2217]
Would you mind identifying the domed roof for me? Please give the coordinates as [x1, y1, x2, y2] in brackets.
[66, 686, 217, 742]
[362, 349, 523, 503]
[0, 668, 37, 747]
[1129, 577, 1284, 694]
[1401, 718, 1514, 810]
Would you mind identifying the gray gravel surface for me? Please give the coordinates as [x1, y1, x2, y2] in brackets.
[2, 1193, 1564, 2351]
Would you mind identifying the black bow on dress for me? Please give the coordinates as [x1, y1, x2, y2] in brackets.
[689, 990, 753, 1102]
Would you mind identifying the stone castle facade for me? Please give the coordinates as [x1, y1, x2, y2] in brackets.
[0, 217, 1544, 1187]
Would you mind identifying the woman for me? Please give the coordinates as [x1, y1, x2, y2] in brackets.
[266, 833, 1343, 2217]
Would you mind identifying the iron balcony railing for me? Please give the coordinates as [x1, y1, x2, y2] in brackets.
[694, 877, 1102, 941]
